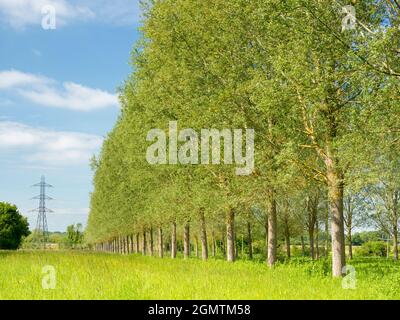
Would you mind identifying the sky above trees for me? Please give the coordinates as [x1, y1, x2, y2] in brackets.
[0, 0, 141, 231]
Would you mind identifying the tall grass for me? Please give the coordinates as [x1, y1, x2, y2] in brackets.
[0, 250, 399, 300]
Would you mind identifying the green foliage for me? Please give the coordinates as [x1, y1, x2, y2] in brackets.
[357, 241, 387, 258]
[49, 232, 67, 244]
[66, 224, 84, 247]
[352, 231, 384, 246]
[22, 231, 68, 249]
[0, 202, 30, 250]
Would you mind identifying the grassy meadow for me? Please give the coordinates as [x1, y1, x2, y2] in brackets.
[0, 250, 400, 300]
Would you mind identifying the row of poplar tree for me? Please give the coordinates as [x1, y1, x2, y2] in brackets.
[86, 0, 400, 277]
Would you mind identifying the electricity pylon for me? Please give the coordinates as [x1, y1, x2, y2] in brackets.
[30, 176, 53, 249]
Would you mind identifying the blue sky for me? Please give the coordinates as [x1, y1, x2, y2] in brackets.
[0, 0, 141, 231]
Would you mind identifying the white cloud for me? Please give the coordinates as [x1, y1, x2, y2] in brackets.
[83, 0, 141, 26]
[19, 82, 119, 111]
[0, 0, 94, 30]
[0, 69, 119, 111]
[0, 70, 50, 89]
[0, 121, 103, 166]
[0, 0, 140, 30]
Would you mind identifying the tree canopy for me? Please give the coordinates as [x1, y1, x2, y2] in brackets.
[86, 0, 400, 277]
[0, 202, 30, 250]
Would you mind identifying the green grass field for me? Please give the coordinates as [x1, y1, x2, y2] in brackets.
[1, 250, 400, 300]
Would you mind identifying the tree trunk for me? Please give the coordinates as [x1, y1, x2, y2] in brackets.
[392, 192, 399, 260]
[135, 233, 139, 253]
[235, 233, 239, 259]
[241, 234, 244, 258]
[247, 221, 253, 259]
[393, 222, 398, 260]
[183, 222, 190, 259]
[264, 220, 268, 260]
[211, 232, 216, 257]
[171, 222, 177, 259]
[386, 234, 390, 258]
[267, 194, 277, 267]
[195, 236, 199, 257]
[309, 227, 315, 260]
[221, 230, 226, 258]
[348, 228, 353, 260]
[315, 223, 320, 259]
[345, 198, 352, 260]
[307, 195, 317, 260]
[158, 226, 163, 258]
[327, 161, 345, 277]
[226, 208, 235, 262]
[199, 208, 208, 260]
[325, 208, 329, 257]
[130, 235, 134, 254]
[286, 237, 291, 259]
[301, 235, 305, 256]
[284, 218, 290, 259]
[142, 230, 147, 255]
[149, 226, 154, 256]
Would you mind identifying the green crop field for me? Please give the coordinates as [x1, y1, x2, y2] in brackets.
[1, 251, 399, 300]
